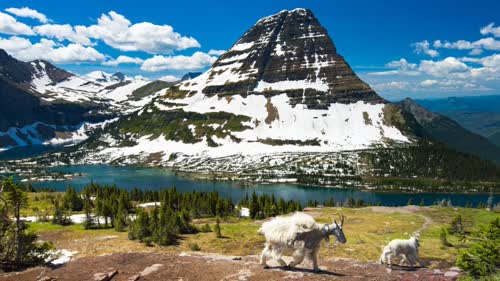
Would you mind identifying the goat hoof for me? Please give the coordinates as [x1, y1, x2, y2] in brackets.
[263, 265, 269, 269]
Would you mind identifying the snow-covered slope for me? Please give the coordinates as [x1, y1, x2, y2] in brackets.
[83, 71, 126, 86]
[30, 64, 152, 109]
[0, 53, 169, 151]
[74, 9, 412, 167]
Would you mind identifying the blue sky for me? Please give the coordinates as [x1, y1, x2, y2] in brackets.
[0, 0, 499, 100]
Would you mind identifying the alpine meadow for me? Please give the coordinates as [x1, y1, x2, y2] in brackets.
[0, 1, 498, 280]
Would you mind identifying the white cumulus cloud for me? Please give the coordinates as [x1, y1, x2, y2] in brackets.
[34, 24, 93, 45]
[433, 37, 500, 55]
[420, 79, 438, 86]
[0, 12, 34, 35]
[372, 81, 410, 91]
[158, 75, 180, 82]
[5, 7, 48, 23]
[103, 55, 143, 66]
[413, 40, 439, 57]
[78, 11, 200, 54]
[208, 49, 226, 56]
[480, 23, 500, 38]
[418, 57, 469, 77]
[0, 36, 105, 64]
[141, 51, 217, 72]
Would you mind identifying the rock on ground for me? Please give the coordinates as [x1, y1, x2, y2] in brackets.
[0, 252, 461, 281]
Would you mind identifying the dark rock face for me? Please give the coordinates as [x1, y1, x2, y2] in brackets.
[195, 9, 384, 108]
[0, 51, 74, 87]
[111, 72, 126, 81]
[181, 72, 202, 81]
[0, 49, 105, 131]
[31, 59, 74, 84]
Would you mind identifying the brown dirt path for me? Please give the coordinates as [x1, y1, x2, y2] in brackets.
[0, 252, 461, 281]
[369, 206, 434, 234]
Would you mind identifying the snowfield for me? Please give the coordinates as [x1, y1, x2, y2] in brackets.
[1, 64, 168, 152]
[0, 119, 118, 151]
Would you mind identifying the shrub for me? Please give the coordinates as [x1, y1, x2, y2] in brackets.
[456, 218, 499, 278]
[214, 217, 222, 238]
[189, 243, 201, 251]
[440, 227, 452, 247]
[199, 223, 211, 233]
[450, 215, 464, 235]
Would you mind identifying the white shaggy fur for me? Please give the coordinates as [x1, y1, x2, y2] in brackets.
[258, 212, 346, 272]
[380, 236, 424, 267]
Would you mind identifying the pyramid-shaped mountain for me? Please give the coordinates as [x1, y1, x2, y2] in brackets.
[176, 8, 383, 107]
[76, 9, 412, 165]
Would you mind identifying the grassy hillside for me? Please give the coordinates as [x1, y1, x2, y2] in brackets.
[131, 80, 172, 100]
[26, 205, 499, 270]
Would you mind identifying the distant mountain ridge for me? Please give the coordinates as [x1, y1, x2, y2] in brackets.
[181, 72, 202, 81]
[416, 95, 500, 139]
[0, 49, 171, 151]
[395, 98, 500, 164]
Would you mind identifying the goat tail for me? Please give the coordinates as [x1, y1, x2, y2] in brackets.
[257, 228, 264, 235]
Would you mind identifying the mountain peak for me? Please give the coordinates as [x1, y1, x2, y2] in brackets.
[111, 71, 126, 81]
[396, 98, 439, 123]
[177, 8, 383, 108]
[84, 71, 125, 84]
[0, 49, 11, 62]
[256, 8, 311, 24]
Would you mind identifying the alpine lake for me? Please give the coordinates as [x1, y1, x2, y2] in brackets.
[0, 146, 495, 207]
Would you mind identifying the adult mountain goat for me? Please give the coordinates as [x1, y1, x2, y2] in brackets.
[258, 212, 346, 272]
[380, 234, 424, 267]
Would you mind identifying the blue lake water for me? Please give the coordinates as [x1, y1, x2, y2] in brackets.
[24, 165, 495, 207]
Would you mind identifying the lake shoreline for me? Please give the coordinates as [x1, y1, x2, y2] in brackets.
[2, 161, 496, 195]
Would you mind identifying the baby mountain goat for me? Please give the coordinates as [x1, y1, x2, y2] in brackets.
[380, 234, 424, 267]
[258, 212, 346, 272]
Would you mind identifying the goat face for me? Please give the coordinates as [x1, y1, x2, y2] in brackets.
[329, 223, 347, 244]
[329, 214, 347, 244]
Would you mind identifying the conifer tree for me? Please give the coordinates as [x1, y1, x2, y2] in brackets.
[249, 192, 260, 219]
[407, 198, 413, 206]
[214, 217, 222, 238]
[114, 204, 127, 232]
[83, 197, 93, 230]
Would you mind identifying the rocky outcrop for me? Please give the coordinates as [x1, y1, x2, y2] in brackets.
[175, 9, 384, 108]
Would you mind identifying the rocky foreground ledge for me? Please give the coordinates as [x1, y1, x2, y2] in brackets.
[1, 252, 462, 281]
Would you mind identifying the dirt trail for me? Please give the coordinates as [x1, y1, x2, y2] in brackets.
[369, 206, 434, 234]
[0, 252, 461, 281]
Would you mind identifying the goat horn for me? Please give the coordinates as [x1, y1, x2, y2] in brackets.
[337, 214, 345, 226]
[332, 213, 340, 225]
[332, 213, 345, 226]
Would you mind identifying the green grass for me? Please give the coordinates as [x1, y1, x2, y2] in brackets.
[24, 205, 499, 269]
[28, 222, 83, 233]
[132, 80, 171, 100]
[22, 192, 62, 216]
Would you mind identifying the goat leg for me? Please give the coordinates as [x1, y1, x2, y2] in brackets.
[311, 252, 320, 273]
[288, 253, 304, 269]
